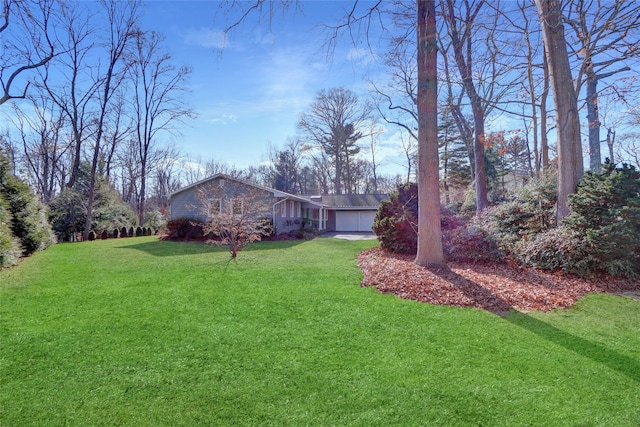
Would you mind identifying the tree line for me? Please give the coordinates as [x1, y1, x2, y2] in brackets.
[1, 0, 639, 265]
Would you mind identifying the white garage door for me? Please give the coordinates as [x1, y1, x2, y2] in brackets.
[336, 211, 376, 232]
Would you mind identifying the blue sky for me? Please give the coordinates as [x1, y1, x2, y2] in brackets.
[140, 1, 400, 173]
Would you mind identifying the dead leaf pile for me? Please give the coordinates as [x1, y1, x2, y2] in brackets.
[358, 248, 639, 315]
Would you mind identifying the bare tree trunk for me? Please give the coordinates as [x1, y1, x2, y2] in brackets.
[415, 0, 444, 268]
[535, 0, 583, 222]
[606, 127, 615, 164]
[443, 0, 488, 212]
[540, 45, 550, 171]
[585, 73, 601, 173]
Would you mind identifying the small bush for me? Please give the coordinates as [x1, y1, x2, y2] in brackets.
[444, 225, 503, 263]
[513, 227, 593, 276]
[88, 231, 96, 241]
[135, 226, 143, 237]
[469, 172, 557, 254]
[120, 226, 128, 238]
[101, 230, 109, 240]
[128, 227, 134, 237]
[113, 228, 119, 238]
[164, 218, 209, 240]
[256, 218, 274, 238]
[372, 183, 418, 253]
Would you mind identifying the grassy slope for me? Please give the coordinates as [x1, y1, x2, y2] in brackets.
[1, 236, 639, 426]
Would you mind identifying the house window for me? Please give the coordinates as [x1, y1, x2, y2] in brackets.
[296, 202, 301, 217]
[289, 201, 295, 218]
[281, 201, 286, 217]
[208, 199, 221, 216]
[231, 198, 243, 216]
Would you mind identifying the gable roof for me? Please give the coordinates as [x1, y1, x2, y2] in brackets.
[169, 173, 311, 203]
[315, 194, 388, 210]
[170, 174, 388, 210]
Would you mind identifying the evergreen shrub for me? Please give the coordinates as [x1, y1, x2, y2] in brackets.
[0, 199, 21, 269]
[515, 163, 640, 278]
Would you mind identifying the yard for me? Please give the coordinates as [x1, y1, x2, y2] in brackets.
[1, 236, 639, 425]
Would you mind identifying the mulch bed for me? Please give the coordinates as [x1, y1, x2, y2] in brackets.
[358, 248, 640, 315]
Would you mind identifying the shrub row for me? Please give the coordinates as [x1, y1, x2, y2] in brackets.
[86, 226, 156, 241]
[373, 163, 640, 278]
[162, 217, 301, 242]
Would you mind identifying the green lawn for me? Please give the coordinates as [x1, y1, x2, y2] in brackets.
[1, 236, 639, 426]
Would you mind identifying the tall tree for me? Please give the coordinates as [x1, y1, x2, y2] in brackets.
[9, 92, 69, 202]
[534, 0, 584, 222]
[564, 0, 640, 173]
[298, 87, 370, 195]
[272, 138, 304, 194]
[441, 0, 489, 211]
[130, 30, 193, 225]
[39, 2, 95, 190]
[82, 0, 140, 240]
[415, 0, 444, 267]
[0, 0, 57, 105]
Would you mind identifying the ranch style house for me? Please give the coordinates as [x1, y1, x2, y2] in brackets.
[168, 174, 388, 234]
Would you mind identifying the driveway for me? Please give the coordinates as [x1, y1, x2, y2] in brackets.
[321, 232, 377, 241]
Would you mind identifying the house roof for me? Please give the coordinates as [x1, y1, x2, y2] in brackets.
[169, 173, 311, 204]
[315, 194, 388, 210]
[169, 174, 388, 210]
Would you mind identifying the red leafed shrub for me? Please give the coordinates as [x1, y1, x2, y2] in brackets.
[163, 217, 210, 241]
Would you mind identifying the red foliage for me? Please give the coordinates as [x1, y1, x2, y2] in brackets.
[358, 248, 639, 315]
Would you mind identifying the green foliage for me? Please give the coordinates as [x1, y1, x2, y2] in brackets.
[92, 183, 137, 232]
[562, 163, 640, 277]
[0, 198, 21, 269]
[511, 163, 639, 278]
[1, 238, 639, 425]
[48, 165, 137, 241]
[0, 150, 56, 257]
[372, 183, 418, 253]
[474, 171, 557, 252]
[142, 208, 167, 230]
[48, 188, 85, 241]
[513, 227, 592, 275]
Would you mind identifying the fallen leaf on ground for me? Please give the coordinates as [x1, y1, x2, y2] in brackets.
[358, 248, 640, 315]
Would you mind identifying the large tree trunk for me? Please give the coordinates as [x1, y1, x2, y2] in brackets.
[535, 0, 583, 223]
[415, 0, 445, 268]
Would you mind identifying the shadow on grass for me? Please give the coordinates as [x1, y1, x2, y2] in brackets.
[117, 239, 305, 257]
[506, 312, 640, 383]
[430, 267, 640, 384]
